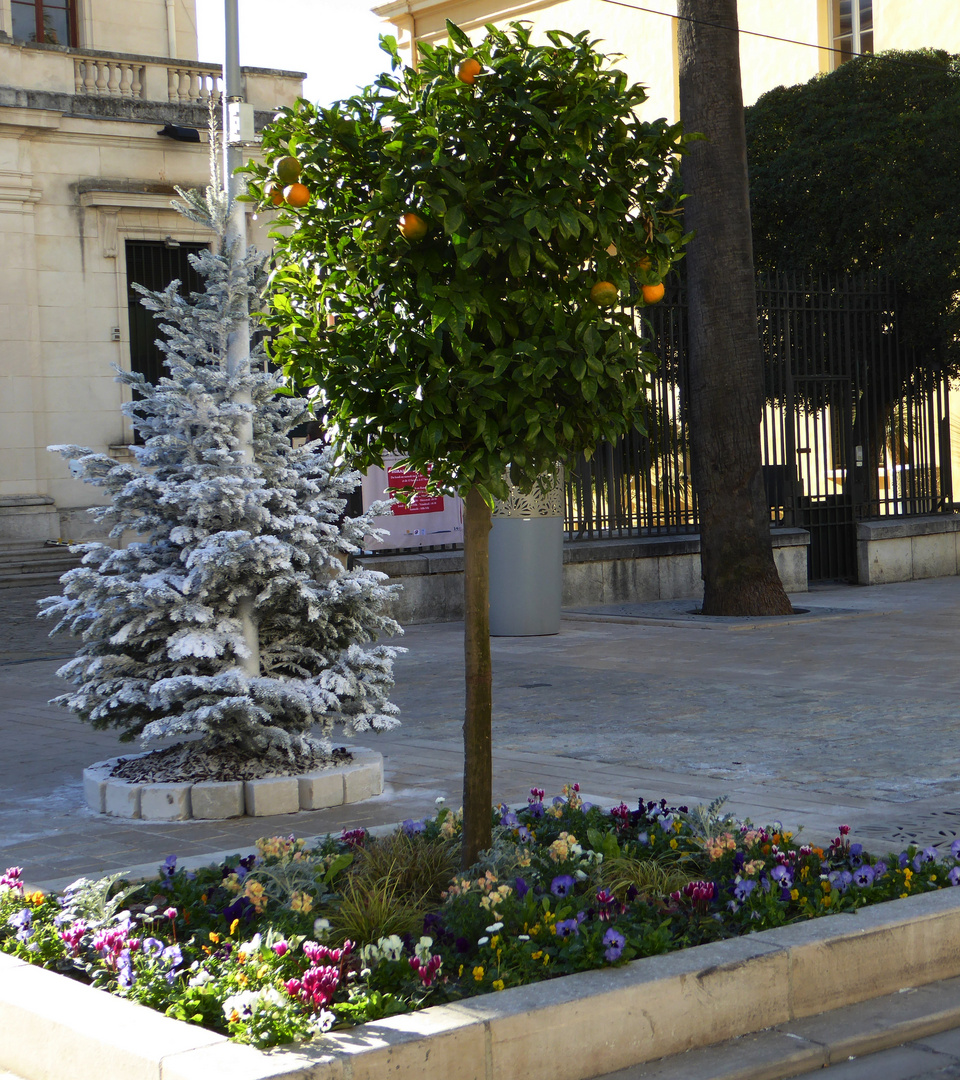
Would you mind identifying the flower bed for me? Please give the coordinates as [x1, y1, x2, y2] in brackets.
[3, 785, 960, 1052]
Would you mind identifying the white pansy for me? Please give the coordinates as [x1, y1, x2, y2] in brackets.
[378, 934, 404, 961]
[236, 933, 262, 958]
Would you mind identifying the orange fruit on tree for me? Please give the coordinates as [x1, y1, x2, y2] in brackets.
[283, 182, 310, 208]
[264, 182, 284, 207]
[637, 256, 652, 271]
[457, 58, 482, 84]
[589, 281, 619, 307]
[642, 281, 665, 305]
[275, 155, 301, 186]
[399, 211, 428, 241]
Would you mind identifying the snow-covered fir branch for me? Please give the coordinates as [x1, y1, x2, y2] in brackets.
[41, 183, 403, 761]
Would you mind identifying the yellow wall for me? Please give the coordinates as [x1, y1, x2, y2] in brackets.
[738, 0, 826, 103]
[876, 1, 960, 52]
[376, 0, 960, 120]
[375, 0, 833, 121]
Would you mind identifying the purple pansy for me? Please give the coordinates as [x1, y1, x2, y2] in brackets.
[603, 927, 626, 962]
[551, 874, 575, 898]
[852, 865, 875, 887]
[734, 879, 756, 902]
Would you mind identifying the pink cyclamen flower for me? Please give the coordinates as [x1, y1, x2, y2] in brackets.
[272, 941, 289, 957]
[303, 940, 353, 965]
[0, 867, 24, 894]
[163, 907, 178, 920]
[59, 919, 88, 955]
[409, 954, 442, 987]
[292, 965, 340, 1009]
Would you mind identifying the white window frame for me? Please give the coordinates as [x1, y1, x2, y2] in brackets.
[832, 0, 874, 68]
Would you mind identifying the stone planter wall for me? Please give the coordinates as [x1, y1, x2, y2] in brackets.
[82, 748, 383, 821]
[360, 528, 811, 624]
[857, 514, 960, 585]
[4, 885, 960, 1080]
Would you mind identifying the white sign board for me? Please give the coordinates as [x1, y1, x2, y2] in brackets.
[360, 456, 464, 550]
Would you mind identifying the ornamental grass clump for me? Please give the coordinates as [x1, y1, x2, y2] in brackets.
[6, 789, 960, 1048]
[330, 829, 459, 945]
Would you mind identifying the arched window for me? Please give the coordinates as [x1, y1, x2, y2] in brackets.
[11, 0, 78, 46]
[832, 0, 873, 67]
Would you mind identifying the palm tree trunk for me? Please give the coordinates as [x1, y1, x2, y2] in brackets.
[677, 0, 793, 616]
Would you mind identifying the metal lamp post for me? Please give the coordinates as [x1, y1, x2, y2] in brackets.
[222, 0, 260, 677]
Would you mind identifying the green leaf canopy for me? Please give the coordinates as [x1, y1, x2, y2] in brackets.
[252, 22, 690, 499]
[746, 49, 960, 371]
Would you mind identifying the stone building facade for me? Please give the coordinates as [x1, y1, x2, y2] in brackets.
[0, 0, 303, 544]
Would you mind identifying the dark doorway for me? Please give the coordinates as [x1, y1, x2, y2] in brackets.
[126, 240, 207, 388]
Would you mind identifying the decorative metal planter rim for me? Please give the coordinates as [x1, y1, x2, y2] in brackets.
[493, 466, 564, 519]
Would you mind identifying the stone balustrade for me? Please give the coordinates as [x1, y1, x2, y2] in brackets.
[3, 39, 303, 113]
[72, 53, 221, 103]
[72, 54, 145, 97]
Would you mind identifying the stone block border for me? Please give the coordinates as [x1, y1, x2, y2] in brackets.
[4, 885, 960, 1080]
[82, 748, 383, 820]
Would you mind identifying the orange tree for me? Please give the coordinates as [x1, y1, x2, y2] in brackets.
[249, 21, 690, 865]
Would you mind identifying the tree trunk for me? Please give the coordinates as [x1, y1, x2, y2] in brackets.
[677, 0, 793, 616]
[461, 484, 493, 868]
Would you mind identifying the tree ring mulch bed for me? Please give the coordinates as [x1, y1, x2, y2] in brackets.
[109, 741, 352, 784]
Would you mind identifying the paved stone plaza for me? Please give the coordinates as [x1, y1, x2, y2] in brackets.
[3, 574, 960, 1078]
[3, 575, 960, 888]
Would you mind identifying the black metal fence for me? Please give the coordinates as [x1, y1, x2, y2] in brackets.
[566, 273, 955, 580]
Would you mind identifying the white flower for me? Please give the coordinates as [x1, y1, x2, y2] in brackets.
[415, 936, 434, 963]
[236, 933, 262, 959]
[360, 942, 381, 965]
[222, 986, 283, 1021]
[485, 922, 503, 933]
[477, 936, 489, 946]
[189, 969, 214, 987]
[222, 991, 258, 1020]
[435, 796, 445, 806]
[517, 935, 530, 942]
[257, 987, 285, 1009]
[310, 1009, 336, 1033]
[313, 918, 332, 939]
[378, 934, 404, 961]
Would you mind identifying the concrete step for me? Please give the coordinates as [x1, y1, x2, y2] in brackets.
[0, 572, 72, 590]
[605, 974, 960, 1080]
[0, 543, 82, 589]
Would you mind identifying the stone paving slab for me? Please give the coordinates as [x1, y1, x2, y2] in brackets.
[7, 577, 960, 1077]
[5, 577, 960, 885]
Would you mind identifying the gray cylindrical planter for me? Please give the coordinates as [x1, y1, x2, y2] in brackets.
[489, 469, 563, 636]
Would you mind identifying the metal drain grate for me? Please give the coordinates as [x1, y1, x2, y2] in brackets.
[856, 809, 960, 849]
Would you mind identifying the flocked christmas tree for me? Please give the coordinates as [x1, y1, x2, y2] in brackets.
[40, 171, 402, 774]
